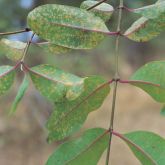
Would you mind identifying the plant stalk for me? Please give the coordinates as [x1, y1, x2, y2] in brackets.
[105, 0, 123, 164]
[0, 28, 31, 36]
[21, 33, 35, 63]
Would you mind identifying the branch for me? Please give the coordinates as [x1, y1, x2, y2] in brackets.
[0, 28, 31, 36]
[21, 33, 35, 62]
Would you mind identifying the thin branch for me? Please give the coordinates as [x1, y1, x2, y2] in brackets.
[0, 28, 31, 36]
[87, 0, 108, 11]
[105, 0, 124, 164]
[21, 33, 35, 62]
[112, 130, 157, 165]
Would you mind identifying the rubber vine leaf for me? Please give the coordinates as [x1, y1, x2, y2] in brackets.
[27, 4, 109, 49]
[80, 0, 114, 22]
[0, 38, 26, 61]
[133, 2, 165, 19]
[36, 42, 71, 54]
[122, 131, 165, 165]
[47, 76, 110, 142]
[9, 74, 29, 115]
[46, 128, 109, 165]
[124, 0, 165, 42]
[0, 66, 15, 96]
[29, 64, 84, 102]
[129, 61, 165, 103]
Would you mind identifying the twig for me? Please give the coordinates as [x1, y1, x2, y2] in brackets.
[21, 33, 35, 63]
[0, 28, 31, 36]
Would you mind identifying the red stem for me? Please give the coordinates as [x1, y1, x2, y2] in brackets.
[119, 79, 160, 87]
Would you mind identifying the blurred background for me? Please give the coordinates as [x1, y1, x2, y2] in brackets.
[0, 0, 165, 165]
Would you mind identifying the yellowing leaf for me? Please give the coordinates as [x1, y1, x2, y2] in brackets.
[29, 64, 84, 102]
[27, 4, 109, 49]
[37, 42, 71, 54]
[0, 38, 26, 61]
[80, 0, 114, 22]
[47, 76, 110, 142]
[0, 66, 15, 96]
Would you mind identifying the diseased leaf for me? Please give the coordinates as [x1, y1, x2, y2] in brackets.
[46, 128, 109, 165]
[47, 76, 110, 142]
[129, 61, 165, 103]
[0, 38, 26, 61]
[80, 0, 114, 22]
[124, 0, 165, 42]
[29, 64, 84, 102]
[37, 42, 71, 54]
[160, 105, 165, 116]
[0, 66, 15, 96]
[123, 131, 165, 165]
[133, 2, 165, 19]
[27, 4, 109, 49]
[9, 74, 29, 115]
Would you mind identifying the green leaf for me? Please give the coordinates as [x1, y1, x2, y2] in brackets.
[0, 66, 15, 96]
[47, 76, 110, 142]
[46, 128, 109, 165]
[124, 0, 165, 42]
[29, 64, 84, 102]
[27, 4, 109, 49]
[0, 38, 26, 61]
[9, 74, 29, 115]
[160, 105, 165, 116]
[80, 0, 114, 22]
[133, 2, 165, 19]
[123, 131, 165, 165]
[129, 61, 165, 103]
[36, 42, 72, 54]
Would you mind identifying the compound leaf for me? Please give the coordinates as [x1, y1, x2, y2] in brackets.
[47, 76, 110, 142]
[80, 0, 114, 22]
[27, 4, 109, 49]
[29, 64, 84, 102]
[0, 66, 15, 96]
[46, 128, 109, 165]
[9, 74, 29, 115]
[0, 38, 26, 61]
[123, 131, 165, 165]
[37, 42, 71, 54]
[129, 61, 165, 103]
[124, 0, 165, 42]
